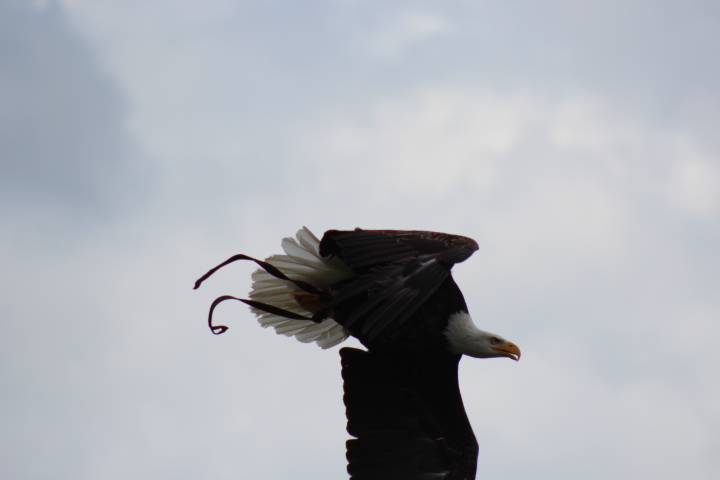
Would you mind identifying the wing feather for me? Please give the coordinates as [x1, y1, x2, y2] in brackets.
[320, 229, 478, 271]
[320, 230, 477, 340]
[341, 347, 477, 480]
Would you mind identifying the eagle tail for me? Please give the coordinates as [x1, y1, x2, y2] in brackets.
[195, 228, 354, 349]
[250, 228, 355, 348]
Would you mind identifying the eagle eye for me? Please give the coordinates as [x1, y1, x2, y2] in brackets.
[489, 337, 501, 345]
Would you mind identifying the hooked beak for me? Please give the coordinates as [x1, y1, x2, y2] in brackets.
[491, 341, 521, 361]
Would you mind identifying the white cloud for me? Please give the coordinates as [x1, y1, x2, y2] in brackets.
[461, 340, 720, 479]
[302, 86, 719, 231]
[368, 11, 450, 57]
[665, 147, 720, 219]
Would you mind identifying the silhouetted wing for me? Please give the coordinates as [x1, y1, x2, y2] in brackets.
[341, 347, 478, 480]
[320, 229, 478, 271]
[319, 230, 478, 340]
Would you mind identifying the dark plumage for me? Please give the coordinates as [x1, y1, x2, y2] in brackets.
[195, 228, 520, 480]
[342, 348, 477, 480]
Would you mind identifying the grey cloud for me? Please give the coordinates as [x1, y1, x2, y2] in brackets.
[0, 1, 152, 218]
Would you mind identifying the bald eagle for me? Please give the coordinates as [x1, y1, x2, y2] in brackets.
[195, 228, 520, 480]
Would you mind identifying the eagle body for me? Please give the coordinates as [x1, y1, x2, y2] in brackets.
[329, 274, 467, 353]
[195, 228, 520, 480]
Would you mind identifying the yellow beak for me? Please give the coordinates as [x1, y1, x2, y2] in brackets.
[491, 341, 521, 361]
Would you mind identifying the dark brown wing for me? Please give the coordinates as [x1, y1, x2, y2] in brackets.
[341, 347, 478, 480]
[320, 229, 478, 271]
[319, 230, 478, 342]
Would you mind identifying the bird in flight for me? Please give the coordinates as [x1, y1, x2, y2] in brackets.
[195, 227, 520, 480]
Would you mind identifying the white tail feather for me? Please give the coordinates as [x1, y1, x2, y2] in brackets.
[248, 227, 354, 349]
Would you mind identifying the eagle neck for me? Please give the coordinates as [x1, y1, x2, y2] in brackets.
[443, 311, 489, 357]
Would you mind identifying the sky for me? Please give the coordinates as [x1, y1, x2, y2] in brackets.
[1, 0, 719, 479]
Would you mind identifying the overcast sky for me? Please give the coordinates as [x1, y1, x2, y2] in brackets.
[1, 1, 719, 479]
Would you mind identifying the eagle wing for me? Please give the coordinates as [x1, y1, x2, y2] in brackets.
[319, 230, 478, 341]
[320, 229, 479, 271]
[341, 347, 478, 480]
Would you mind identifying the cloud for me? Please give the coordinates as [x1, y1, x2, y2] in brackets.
[664, 146, 720, 219]
[0, 1, 152, 219]
[298, 86, 719, 230]
[366, 10, 450, 57]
